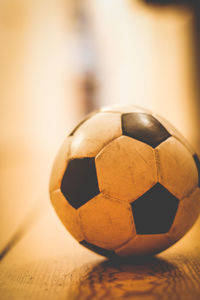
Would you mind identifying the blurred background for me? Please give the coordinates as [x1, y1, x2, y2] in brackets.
[0, 0, 200, 261]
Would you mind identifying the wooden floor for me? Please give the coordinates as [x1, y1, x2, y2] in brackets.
[0, 211, 200, 300]
[0, 148, 200, 300]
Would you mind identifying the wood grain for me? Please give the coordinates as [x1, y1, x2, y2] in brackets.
[0, 204, 200, 300]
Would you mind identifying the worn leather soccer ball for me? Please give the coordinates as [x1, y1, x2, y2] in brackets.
[49, 105, 200, 258]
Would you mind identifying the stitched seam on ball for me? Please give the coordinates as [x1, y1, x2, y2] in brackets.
[155, 139, 198, 200]
[100, 191, 132, 205]
[102, 185, 158, 205]
[114, 235, 143, 253]
[69, 134, 120, 159]
[77, 210, 87, 241]
[77, 193, 136, 250]
[168, 188, 200, 243]
[181, 188, 200, 209]
[180, 186, 199, 202]
[95, 133, 123, 162]
[154, 148, 161, 183]
[96, 135, 157, 197]
[70, 116, 122, 160]
[102, 194, 137, 247]
[95, 192, 136, 230]
[78, 207, 133, 250]
[152, 113, 194, 154]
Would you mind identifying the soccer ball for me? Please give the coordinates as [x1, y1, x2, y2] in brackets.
[49, 105, 200, 258]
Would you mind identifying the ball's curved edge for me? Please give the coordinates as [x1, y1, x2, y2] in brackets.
[80, 240, 117, 258]
[49, 137, 72, 193]
[68, 110, 100, 137]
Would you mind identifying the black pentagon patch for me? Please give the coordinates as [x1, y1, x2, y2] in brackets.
[121, 113, 170, 148]
[80, 240, 116, 258]
[61, 158, 100, 209]
[131, 183, 179, 234]
[69, 111, 98, 136]
[193, 154, 200, 187]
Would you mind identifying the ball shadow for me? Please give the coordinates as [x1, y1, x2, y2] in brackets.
[69, 255, 178, 299]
